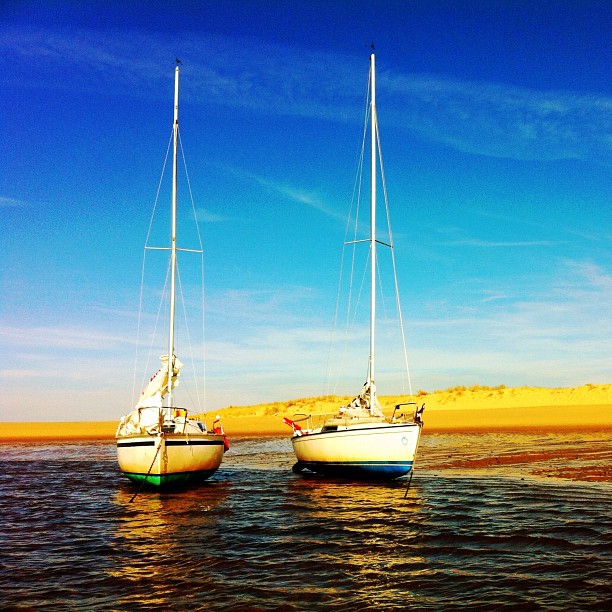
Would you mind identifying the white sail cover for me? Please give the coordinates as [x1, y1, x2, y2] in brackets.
[344, 381, 384, 417]
[135, 354, 183, 409]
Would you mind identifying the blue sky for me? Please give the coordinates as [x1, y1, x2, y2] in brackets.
[1, 1, 610, 422]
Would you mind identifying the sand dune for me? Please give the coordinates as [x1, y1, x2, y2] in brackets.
[0, 384, 610, 441]
[211, 383, 611, 434]
[217, 383, 612, 415]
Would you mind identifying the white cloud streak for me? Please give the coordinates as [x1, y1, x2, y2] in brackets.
[443, 238, 556, 248]
[0, 324, 132, 351]
[0, 196, 24, 207]
[407, 260, 612, 387]
[2, 25, 610, 165]
[228, 168, 346, 222]
[2, 258, 610, 420]
[383, 73, 612, 164]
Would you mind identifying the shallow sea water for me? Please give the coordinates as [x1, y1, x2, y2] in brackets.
[1, 433, 610, 610]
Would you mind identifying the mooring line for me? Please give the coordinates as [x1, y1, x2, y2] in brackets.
[129, 436, 163, 503]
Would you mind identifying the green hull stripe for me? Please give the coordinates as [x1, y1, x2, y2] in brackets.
[122, 468, 218, 488]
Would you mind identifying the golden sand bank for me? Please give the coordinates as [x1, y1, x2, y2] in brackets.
[214, 384, 612, 434]
[1, 384, 610, 441]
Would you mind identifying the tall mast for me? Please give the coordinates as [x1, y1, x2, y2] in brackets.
[368, 53, 376, 399]
[167, 65, 180, 407]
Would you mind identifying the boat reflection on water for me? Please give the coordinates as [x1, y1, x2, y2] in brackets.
[280, 475, 430, 607]
[113, 482, 231, 545]
[3, 435, 608, 610]
[107, 483, 230, 608]
[286, 470, 423, 505]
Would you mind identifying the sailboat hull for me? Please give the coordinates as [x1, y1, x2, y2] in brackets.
[117, 433, 225, 488]
[291, 422, 422, 480]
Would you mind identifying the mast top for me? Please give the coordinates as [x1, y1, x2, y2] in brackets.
[173, 63, 180, 124]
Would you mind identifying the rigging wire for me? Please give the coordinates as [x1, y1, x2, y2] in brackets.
[132, 251, 148, 407]
[375, 112, 414, 398]
[132, 129, 173, 406]
[326, 59, 414, 400]
[324, 76, 370, 396]
[131, 126, 208, 412]
[178, 130, 204, 252]
[175, 257, 205, 412]
[198, 249, 206, 414]
[175, 263, 195, 407]
[143, 259, 172, 399]
[326, 72, 372, 396]
[178, 129, 207, 412]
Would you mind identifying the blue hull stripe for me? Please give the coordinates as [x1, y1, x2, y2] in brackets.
[299, 460, 414, 480]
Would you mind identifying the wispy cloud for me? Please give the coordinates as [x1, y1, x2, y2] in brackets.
[442, 238, 555, 247]
[383, 73, 612, 164]
[435, 225, 559, 248]
[195, 207, 228, 223]
[2, 259, 610, 419]
[206, 259, 612, 396]
[3, 25, 609, 165]
[563, 260, 612, 290]
[0, 196, 24, 207]
[481, 294, 512, 303]
[468, 207, 611, 244]
[226, 166, 346, 222]
[0, 324, 131, 351]
[408, 259, 612, 387]
[0, 26, 360, 119]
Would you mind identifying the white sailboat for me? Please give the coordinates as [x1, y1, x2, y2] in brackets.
[285, 53, 424, 480]
[116, 65, 228, 488]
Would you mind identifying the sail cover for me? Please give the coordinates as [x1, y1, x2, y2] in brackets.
[347, 381, 384, 417]
[135, 354, 183, 409]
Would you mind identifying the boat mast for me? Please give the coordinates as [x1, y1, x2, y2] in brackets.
[167, 65, 180, 408]
[368, 53, 376, 403]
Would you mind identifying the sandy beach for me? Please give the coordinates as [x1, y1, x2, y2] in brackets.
[1, 384, 610, 441]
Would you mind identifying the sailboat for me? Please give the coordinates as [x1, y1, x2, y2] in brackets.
[284, 53, 424, 480]
[116, 65, 228, 488]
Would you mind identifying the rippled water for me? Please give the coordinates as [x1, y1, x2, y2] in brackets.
[1, 433, 610, 610]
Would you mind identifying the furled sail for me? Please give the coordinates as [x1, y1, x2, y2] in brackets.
[135, 354, 183, 409]
[342, 381, 384, 417]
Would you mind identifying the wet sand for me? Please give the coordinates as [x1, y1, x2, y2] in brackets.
[418, 431, 612, 483]
[1, 396, 610, 483]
